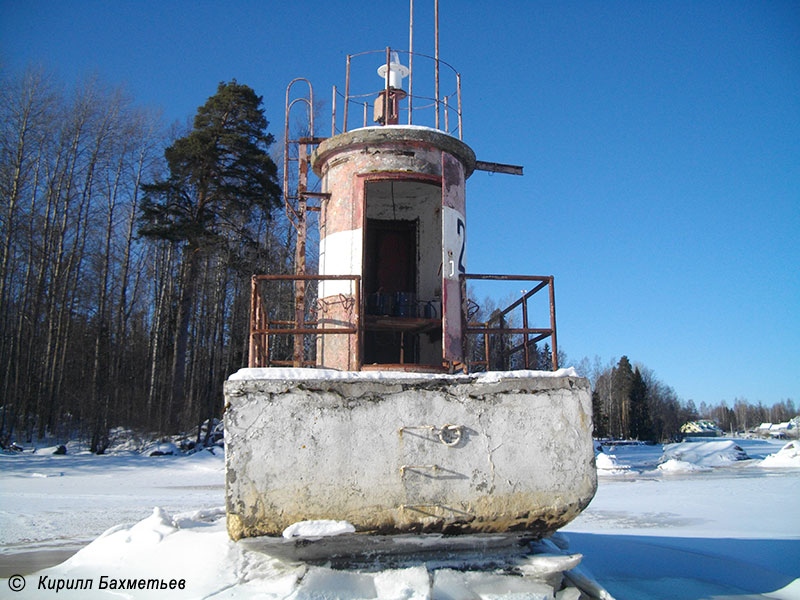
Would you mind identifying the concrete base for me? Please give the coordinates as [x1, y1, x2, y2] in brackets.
[224, 369, 596, 541]
[239, 532, 534, 568]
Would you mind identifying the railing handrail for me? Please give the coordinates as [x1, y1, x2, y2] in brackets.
[249, 274, 362, 368]
[460, 273, 558, 371]
[249, 273, 557, 371]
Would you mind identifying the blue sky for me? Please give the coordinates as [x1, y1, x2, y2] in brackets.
[2, 0, 798, 407]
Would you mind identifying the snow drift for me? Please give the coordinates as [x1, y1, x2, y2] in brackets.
[760, 440, 800, 468]
[11, 507, 602, 599]
[595, 452, 631, 476]
[657, 458, 711, 473]
[660, 440, 749, 467]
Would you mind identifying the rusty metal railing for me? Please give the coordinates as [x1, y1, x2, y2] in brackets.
[460, 274, 558, 372]
[249, 273, 557, 372]
[249, 274, 361, 368]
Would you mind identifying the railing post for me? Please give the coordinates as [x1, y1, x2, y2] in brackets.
[460, 274, 468, 372]
[549, 276, 558, 370]
[521, 291, 530, 369]
[482, 323, 489, 373]
[249, 276, 257, 368]
[355, 275, 362, 370]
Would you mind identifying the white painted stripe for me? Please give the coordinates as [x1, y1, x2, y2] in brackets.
[318, 228, 363, 298]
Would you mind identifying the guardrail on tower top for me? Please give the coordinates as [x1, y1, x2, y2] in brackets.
[331, 47, 463, 140]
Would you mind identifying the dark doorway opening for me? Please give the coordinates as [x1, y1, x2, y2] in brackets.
[364, 219, 418, 364]
[365, 219, 416, 296]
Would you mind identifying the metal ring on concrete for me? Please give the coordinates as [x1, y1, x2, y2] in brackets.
[438, 424, 463, 446]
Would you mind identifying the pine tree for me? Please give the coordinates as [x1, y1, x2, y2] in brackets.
[629, 367, 653, 440]
[592, 388, 608, 438]
[138, 80, 280, 431]
[610, 356, 634, 438]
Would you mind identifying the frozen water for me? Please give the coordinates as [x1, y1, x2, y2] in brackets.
[657, 458, 710, 473]
[1, 437, 798, 598]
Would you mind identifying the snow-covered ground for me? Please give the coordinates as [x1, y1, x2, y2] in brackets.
[1, 437, 798, 599]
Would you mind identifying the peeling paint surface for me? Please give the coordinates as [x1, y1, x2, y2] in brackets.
[313, 126, 475, 370]
[224, 373, 596, 541]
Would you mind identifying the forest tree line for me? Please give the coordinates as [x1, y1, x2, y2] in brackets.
[1, 67, 794, 448]
[581, 355, 797, 441]
[0, 68, 290, 450]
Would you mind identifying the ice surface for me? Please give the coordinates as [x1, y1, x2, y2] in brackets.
[432, 569, 554, 599]
[1, 437, 798, 599]
[657, 458, 711, 472]
[565, 438, 800, 599]
[0, 447, 225, 551]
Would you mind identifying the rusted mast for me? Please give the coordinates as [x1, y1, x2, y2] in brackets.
[283, 79, 315, 367]
[331, 85, 336, 136]
[344, 55, 351, 132]
[384, 46, 391, 124]
[408, 0, 414, 124]
[456, 73, 462, 139]
[434, 0, 440, 130]
[294, 139, 308, 367]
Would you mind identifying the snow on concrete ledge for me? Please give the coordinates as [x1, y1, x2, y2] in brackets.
[228, 367, 578, 382]
[282, 520, 356, 539]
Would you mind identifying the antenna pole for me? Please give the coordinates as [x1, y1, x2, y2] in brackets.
[434, 0, 440, 130]
[384, 46, 391, 124]
[457, 73, 462, 139]
[344, 54, 351, 132]
[332, 85, 337, 136]
[408, 0, 414, 124]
